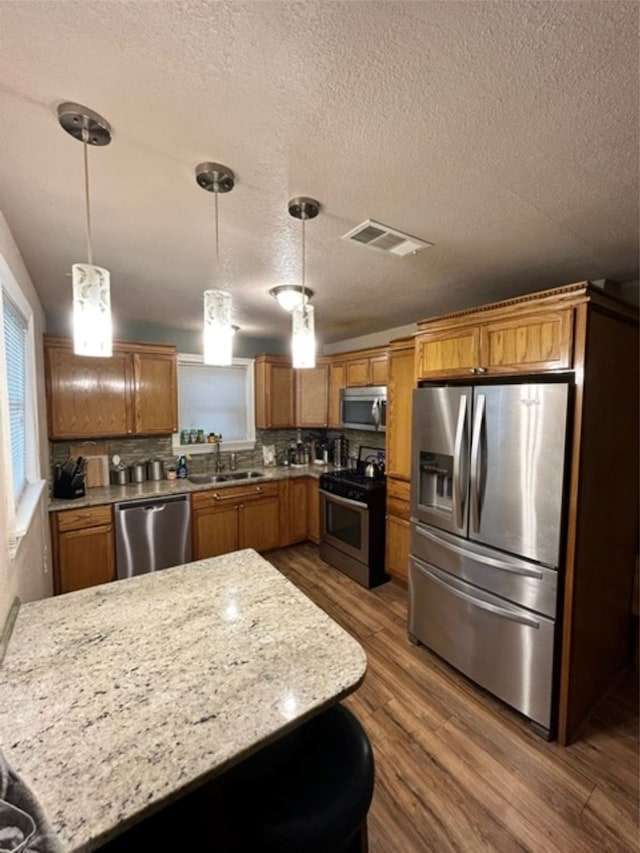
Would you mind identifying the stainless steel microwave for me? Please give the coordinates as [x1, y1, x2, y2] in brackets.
[339, 386, 387, 432]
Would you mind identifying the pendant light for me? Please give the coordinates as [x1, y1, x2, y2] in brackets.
[269, 285, 314, 312]
[58, 103, 113, 357]
[196, 162, 235, 366]
[289, 197, 319, 369]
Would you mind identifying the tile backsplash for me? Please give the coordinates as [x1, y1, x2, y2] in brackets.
[49, 428, 385, 487]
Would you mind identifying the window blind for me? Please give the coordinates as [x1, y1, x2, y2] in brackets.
[2, 294, 27, 502]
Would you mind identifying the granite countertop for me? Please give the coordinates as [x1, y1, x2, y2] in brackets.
[0, 550, 367, 851]
[49, 463, 334, 511]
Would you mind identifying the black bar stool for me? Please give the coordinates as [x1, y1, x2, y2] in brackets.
[216, 702, 375, 852]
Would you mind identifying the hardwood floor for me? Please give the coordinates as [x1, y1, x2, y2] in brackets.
[267, 544, 639, 853]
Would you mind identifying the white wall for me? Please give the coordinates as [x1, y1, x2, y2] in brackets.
[322, 322, 418, 356]
[0, 212, 52, 633]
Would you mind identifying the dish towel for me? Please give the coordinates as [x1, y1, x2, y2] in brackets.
[0, 751, 63, 853]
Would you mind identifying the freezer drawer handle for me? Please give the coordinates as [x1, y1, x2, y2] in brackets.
[422, 566, 541, 629]
[415, 527, 544, 579]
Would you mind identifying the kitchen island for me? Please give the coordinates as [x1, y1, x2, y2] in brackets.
[0, 550, 367, 851]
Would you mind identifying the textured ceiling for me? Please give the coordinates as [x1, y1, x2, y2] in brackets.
[0, 0, 637, 346]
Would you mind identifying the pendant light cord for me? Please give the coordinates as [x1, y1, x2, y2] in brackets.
[82, 136, 94, 266]
[302, 217, 306, 315]
[214, 189, 219, 266]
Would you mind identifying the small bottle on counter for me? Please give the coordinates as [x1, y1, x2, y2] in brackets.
[177, 455, 188, 478]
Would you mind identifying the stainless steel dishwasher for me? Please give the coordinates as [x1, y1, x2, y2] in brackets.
[114, 494, 191, 579]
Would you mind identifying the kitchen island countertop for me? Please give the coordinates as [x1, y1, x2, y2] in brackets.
[0, 549, 367, 851]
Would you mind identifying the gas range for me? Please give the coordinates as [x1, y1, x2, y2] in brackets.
[319, 469, 386, 506]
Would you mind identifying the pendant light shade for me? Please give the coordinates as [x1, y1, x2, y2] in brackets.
[72, 264, 112, 357]
[288, 197, 320, 369]
[204, 289, 233, 366]
[269, 285, 314, 312]
[58, 102, 113, 357]
[291, 302, 316, 368]
[196, 162, 235, 366]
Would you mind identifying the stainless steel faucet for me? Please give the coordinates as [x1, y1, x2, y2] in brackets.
[214, 441, 225, 472]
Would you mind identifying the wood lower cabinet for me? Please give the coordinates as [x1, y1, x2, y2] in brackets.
[278, 478, 310, 546]
[307, 478, 320, 544]
[191, 482, 280, 559]
[51, 505, 115, 594]
[44, 337, 177, 439]
[385, 478, 410, 585]
[415, 305, 573, 380]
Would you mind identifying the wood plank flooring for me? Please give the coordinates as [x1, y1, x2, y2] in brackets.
[267, 543, 639, 853]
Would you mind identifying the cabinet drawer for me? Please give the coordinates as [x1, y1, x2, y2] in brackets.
[56, 504, 113, 532]
[387, 478, 410, 519]
[191, 481, 278, 509]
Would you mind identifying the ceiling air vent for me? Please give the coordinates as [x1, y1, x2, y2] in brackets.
[342, 219, 432, 257]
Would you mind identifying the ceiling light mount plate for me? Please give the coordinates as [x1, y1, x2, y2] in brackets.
[196, 162, 235, 194]
[288, 197, 320, 221]
[57, 102, 112, 146]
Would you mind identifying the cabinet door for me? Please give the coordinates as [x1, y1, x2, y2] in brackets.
[307, 478, 320, 544]
[385, 514, 410, 585]
[192, 504, 239, 559]
[415, 326, 480, 380]
[328, 362, 346, 428]
[370, 353, 388, 386]
[386, 346, 414, 480]
[239, 497, 280, 552]
[255, 359, 294, 428]
[46, 346, 132, 438]
[289, 478, 309, 543]
[481, 310, 573, 375]
[57, 524, 116, 593]
[133, 352, 178, 434]
[345, 358, 370, 387]
[295, 364, 329, 427]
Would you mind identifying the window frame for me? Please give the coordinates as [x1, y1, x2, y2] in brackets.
[171, 352, 256, 455]
[0, 255, 45, 556]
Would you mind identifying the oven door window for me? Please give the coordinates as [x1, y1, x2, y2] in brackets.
[324, 496, 369, 564]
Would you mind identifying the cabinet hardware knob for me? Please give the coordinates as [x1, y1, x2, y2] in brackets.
[476, 367, 487, 374]
[469, 368, 476, 374]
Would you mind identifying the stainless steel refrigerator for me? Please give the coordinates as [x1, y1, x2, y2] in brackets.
[409, 382, 570, 736]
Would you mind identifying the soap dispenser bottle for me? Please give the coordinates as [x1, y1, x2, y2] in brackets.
[177, 455, 188, 478]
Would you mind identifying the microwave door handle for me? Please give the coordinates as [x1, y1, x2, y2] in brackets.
[372, 399, 380, 430]
[470, 393, 485, 533]
[452, 395, 467, 529]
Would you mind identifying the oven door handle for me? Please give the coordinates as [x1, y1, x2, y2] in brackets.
[320, 489, 368, 510]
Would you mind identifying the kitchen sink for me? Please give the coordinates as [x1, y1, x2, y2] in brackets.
[188, 471, 263, 485]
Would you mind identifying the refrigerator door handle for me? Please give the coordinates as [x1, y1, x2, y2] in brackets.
[452, 395, 468, 529]
[422, 565, 541, 629]
[415, 526, 544, 579]
[470, 393, 485, 533]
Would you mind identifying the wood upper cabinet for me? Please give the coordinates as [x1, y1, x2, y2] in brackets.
[132, 351, 178, 434]
[295, 361, 329, 427]
[44, 337, 177, 439]
[254, 355, 294, 428]
[415, 306, 574, 380]
[255, 354, 329, 428]
[386, 338, 415, 481]
[191, 482, 280, 559]
[343, 347, 388, 387]
[51, 505, 115, 594]
[328, 361, 346, 428]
